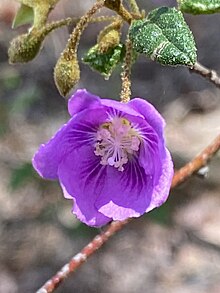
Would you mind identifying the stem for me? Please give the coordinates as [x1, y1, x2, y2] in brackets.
[63, 0, 105, 60]
[190, 61, 220, 89]
[36, 16, 117, 41]
[104, 0, 133, 24]
[128, 0, 141, 15]
[36, 133, 220, 293]
[36, 220, 130, 293]
[118, 4, 133, 24]
[171, 134, 220, 188]
[120, 37, 133, 102]
[47, 16, 118, 30]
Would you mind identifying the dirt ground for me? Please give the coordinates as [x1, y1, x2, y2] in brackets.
[0, 1, 220, 292]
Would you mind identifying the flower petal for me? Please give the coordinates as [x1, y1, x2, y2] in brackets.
[120, 112, 163, 183]
[32, 119, 75, 180]
[146, 148, 174, 212]
[33, 108, 107, 180]
[95, 158, 154, 220]
[128, 98, 165, 139]
[138, 128, 163, 184]
[60, 183, 111, 227]
[101, 98, 144, 119]
[68, 89, 101, 116]
[58, 145, 111, 227]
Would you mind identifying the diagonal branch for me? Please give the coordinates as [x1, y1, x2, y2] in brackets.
[171, 134, 220, 187]
[190, 62, 220, 89]
[36, 134, 220, 293]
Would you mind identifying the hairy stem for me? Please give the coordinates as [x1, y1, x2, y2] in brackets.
[36, 134, 220, 293]
[120, 37, 133, 102]
[128, 0, 141, 15]
[62, 0, 105, 60]
[190, 61, 220, 89]
[45, 15, 118, 32]
[104, 0, 133, 24]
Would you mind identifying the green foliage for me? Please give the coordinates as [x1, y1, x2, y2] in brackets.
[148, 202, 171, 225]
[18, 0, 60, 27]
[12, 4, 34, 28]
[129, 7, 197, 66]
[178, 0, 220, 14]
[10, 163, 35, 190]
[83, 44, 125, 79]
[0, 103, 8, 137]
[0, 68, 21, 90]
[10, 85, 41, 114]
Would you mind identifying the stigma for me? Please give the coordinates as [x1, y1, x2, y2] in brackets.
[94, 117, 141, 171]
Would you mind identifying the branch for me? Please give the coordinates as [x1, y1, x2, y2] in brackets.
[36, 134, 220, 293]
[128, 0, 141, 15]
[190, 61, 220, 89]
[171, 134, 220, 188]
[36, 220, 130, 293]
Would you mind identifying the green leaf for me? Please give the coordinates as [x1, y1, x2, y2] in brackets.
[12, 4, 34, 28]
[178, 0, 220, 14]
[82, 44, 125, 79]
[129, 7, 197, 66]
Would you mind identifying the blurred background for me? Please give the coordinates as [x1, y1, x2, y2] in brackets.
[0, 0, 220, 292]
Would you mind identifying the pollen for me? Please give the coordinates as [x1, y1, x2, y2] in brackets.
[94, 117, 141, 171]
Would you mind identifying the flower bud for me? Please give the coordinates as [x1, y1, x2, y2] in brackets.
[104, 0, 121, 11]
[98, 29, 120, 53]
[8, 30, 43, 64]
[54, 53, 80, 97]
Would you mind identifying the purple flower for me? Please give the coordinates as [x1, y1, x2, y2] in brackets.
[33, 89, 173, 227]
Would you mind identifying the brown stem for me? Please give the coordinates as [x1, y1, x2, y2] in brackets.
[104, 0, 133, 24]
[36, 134, 220, 293]
[171, 134, 220, 188]
[47, 16, 118, 30]
[190, 61, 220, 89]
[128, 0, 141, 15]
[118, 4, 133, 24]
[36, 220, 130, 293]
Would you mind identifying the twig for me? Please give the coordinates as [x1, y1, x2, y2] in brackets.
[48, 15, 118, 29]
[36, 220, 130, 293]
[171, 134, 220, 188]
[36, 134, 220, 293]
[104, 0, 133, 24]
[128, 0, 141, 15]
[190, 61, 220, 89]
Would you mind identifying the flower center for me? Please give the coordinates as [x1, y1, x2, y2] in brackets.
[94, 117, 141, 171]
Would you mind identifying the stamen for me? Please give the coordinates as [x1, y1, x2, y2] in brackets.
[94, 117, 141, 171]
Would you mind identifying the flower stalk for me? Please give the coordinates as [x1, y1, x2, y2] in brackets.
[19, 0, 61, 28]
[54, 0, 105, 96]
[128, 0, 141, 15]
[120, 37, 133, 103]
[104, 0, 133, 24]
